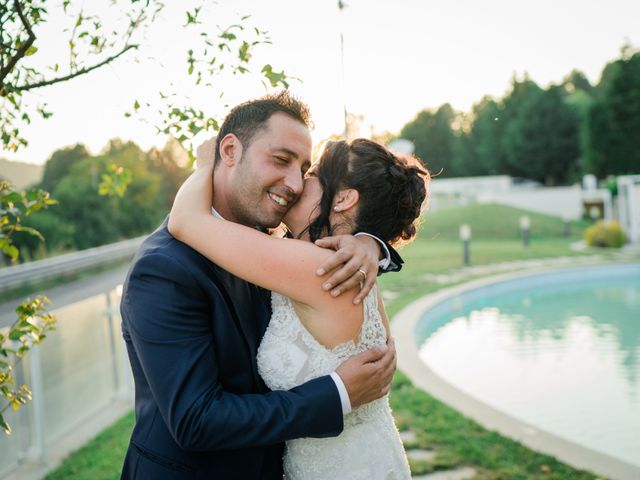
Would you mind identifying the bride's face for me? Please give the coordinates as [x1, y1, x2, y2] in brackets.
[282, 173, 323, 239]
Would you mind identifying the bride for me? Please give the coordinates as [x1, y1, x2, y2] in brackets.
[169, 138, 429, 479]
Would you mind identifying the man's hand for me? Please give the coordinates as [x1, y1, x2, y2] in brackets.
[196, 136, 217, 169]
[314, 234, 380, 304]
[335, 338, 397, 408]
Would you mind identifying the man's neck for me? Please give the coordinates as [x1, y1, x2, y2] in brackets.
[211, 173, 243, 225]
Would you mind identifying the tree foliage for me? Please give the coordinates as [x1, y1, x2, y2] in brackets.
[503, 85, 580, 185]
[1, 0, 290, 159]
[0, 178, 56, 262]
[400, 104, 458, 176]
[464, 96, 504, 175]
[13, 138, 191, 255]
[397, 48, 639, 183]
[584, 49, 640, 177]
[0, 180, 57, 434]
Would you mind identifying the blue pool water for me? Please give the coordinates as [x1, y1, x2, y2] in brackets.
[415, 264, 640, 467]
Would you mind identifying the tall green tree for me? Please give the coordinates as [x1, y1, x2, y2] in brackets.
[466, 96, 504, 175]
[499, 76, 543, 176]
[400, 104, 458, 176]
[39, 143, 90, 192]
[45, 139, 188, 249]
[585, 49, 640, 177]
[562, 70, 595, 177]
[503, 85, 580, 185]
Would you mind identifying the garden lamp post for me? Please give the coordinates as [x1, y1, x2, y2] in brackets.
[520, 216, 531, 247]
[460, 224, 471, 266]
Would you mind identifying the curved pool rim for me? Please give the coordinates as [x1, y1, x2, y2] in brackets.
[392, 262, 640, 480]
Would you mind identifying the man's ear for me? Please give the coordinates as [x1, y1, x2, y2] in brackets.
[333, 188, 360, 213]
[218, 133, 243, 166]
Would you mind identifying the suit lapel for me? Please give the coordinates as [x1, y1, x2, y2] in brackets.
[204, 261, 269, 389]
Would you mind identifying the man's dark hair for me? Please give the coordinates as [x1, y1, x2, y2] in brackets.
[214, 91, 312, 166]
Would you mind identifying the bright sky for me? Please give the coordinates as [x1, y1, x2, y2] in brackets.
[4, 0, 640, 165]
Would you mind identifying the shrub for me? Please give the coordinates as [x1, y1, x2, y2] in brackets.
[584, 220, 627, 248]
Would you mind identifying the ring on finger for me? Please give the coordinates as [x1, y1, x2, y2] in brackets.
[357, 268, 367, 281]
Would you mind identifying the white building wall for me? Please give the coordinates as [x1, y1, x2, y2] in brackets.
[476, 185, 583, 219]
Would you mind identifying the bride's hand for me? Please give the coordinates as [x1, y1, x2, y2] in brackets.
[196, 136, 217, 170]
[169, 147, 215, 239]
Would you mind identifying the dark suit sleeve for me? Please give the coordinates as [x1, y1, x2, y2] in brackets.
[381, 243, 404, 274]
[122, 251, 343, 452]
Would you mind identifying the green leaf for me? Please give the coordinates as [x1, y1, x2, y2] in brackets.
[238, 41, 250, 62]
[133, 100, 140, 110]
[13, 225, 44, 241]
[0, 414, 11, 435]
[2, 192, 22, 205]
[9, 328, 27, 341]
[261, 64, 289, 88]
[1, 245, 18, 262]
[24, 46, 38, 57]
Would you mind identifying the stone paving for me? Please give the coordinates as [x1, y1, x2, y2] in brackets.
[412, 467, 477, 480]
[400, 428, 477, 480]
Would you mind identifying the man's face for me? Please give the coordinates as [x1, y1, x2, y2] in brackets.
[227, 112, 313, 228]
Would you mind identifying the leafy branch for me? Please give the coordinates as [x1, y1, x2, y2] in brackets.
[0, 296, 56, 435]
[0, 181, 57, 435]
[130, 13, 293, 162]
[11, 44, 138, 92]
[0, 180, 57, 262]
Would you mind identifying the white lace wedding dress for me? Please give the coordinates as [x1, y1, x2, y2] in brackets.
[257, 287, 411, 480]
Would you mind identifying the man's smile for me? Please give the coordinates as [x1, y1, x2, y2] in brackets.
[268, 192, 291, 208]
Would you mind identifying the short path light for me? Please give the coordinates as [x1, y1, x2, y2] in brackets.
[459, 224, 471, 266]
[520, 216, 531, 247]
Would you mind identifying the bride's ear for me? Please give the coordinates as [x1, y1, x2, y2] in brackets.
[219, 134, 243, 167]
[332, 188, 359, 213]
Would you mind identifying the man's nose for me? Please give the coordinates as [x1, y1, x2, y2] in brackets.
[284, 167, 304, 197]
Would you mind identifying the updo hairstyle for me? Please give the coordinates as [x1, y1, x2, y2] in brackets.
[307, 138, 430, 246]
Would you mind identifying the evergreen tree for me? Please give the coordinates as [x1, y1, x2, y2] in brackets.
[585, 49, 640, 176]
[503, 85, 580, 185]
[400, 104, 458, 176]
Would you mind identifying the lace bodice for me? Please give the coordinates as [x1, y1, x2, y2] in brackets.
[257, 287, 410, 479]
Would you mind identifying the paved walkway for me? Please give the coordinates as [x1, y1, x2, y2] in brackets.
[399, 428, 477, 480]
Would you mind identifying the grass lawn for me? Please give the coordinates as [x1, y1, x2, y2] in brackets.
[45, 412, 135, 480]
[46, 204, 611, 479]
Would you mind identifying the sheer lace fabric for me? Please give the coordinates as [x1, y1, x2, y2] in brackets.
[257, 287, 411, 480]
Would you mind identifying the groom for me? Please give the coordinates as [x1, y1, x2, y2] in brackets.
[120, 92, 399, 479]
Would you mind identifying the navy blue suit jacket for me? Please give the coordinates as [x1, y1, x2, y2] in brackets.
[120, 220, 343, 479]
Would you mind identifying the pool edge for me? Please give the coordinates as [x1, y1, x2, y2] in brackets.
[393, 262, 640, 480]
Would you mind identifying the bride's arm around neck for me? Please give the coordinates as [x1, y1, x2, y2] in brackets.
[168, 167, 361, 318]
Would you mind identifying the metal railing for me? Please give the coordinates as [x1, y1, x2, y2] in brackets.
[0, 236, 145, 293]
[0, 265, 134, 478]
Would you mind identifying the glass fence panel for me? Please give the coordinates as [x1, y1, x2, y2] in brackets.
[0, 394, 30, 477]
[0, 274, 131, 479]
[39, 294, 117, 444]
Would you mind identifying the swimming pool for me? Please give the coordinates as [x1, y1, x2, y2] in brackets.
[414, 263, 640, 469]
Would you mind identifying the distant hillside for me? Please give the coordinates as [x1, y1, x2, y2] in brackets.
[0, 158, 43, 189]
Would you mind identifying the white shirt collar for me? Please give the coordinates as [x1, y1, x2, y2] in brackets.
[211, 206, 224, 219]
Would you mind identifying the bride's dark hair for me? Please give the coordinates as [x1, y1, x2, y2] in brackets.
[305, 138, 430, 246]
